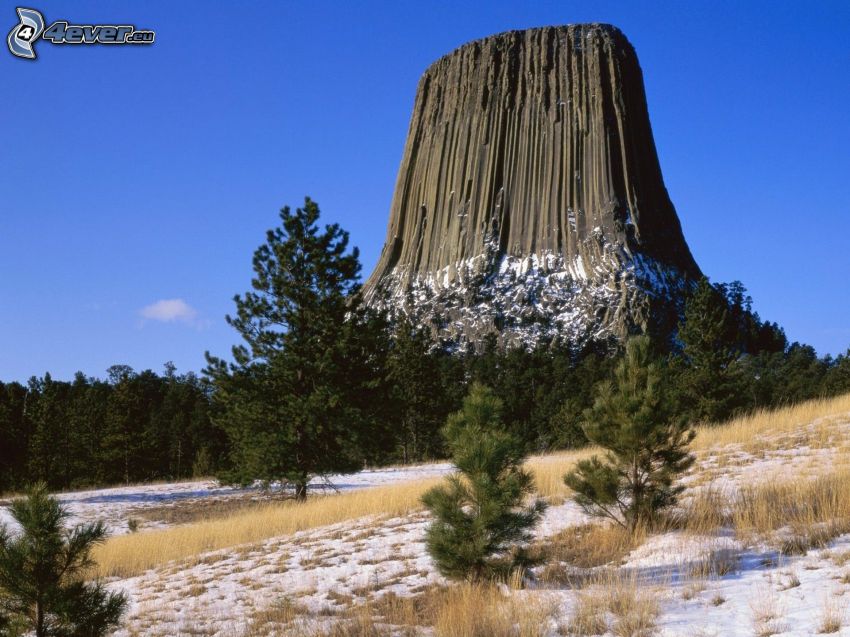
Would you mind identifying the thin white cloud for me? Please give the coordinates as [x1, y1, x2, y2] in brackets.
[139, 298, 199, 325]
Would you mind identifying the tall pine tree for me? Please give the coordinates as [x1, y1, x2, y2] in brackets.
[206, 198, 383, 499]
[386, 315, 446, 463]
[675, 278, 741, 422]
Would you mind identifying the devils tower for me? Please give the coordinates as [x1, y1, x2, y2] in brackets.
[364, 24, 702, 350]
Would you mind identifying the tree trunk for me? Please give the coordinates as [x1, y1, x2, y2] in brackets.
[295, 479, 308, 501]
[124, 439, 130, 486]
[630, 455, 642, 533]
[36, 598, 45, 637]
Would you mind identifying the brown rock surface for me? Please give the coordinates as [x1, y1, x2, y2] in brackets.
[365, 24, 702, 350]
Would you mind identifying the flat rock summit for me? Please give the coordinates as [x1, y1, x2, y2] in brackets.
[365, 23, 702, 350]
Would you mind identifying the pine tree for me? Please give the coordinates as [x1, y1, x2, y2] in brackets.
[66, 373, 105, 489]
[825, 349, 850, 396]
[0, 484, 127, 637]
[386, 315, 446, 463]
[101, 367, 144, 486]
[0, 382, 30, 493]
[564, 336, 694, 532]
[422, 383, 546, 582]
[778, 343, 830, 403]
[206, 198, 384, 499]
[675, 277, 741, 422]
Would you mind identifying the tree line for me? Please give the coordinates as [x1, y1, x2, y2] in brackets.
[199, 197, 850, 498]
[0, 366, 227, 493]
[2, 197, 850, 495]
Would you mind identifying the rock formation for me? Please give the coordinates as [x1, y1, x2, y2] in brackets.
[364, 23, 702, 350]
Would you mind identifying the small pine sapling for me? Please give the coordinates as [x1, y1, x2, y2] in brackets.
[0, 483, 127, 637]
[422, 383, 546, 582]
[564, 336, 695, 532]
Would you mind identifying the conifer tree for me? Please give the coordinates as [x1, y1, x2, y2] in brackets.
[0, 382, 31, 493]
[676, 278, 741, 422]
[0, 484, 127, 637]
[102, 367, 144, 486]
[386, 315, 446, 462]
[206, 198, 385, 499]
[422, 383, 546, 582]
[825, 349, 850, 396]
[564, 336, 694, 532]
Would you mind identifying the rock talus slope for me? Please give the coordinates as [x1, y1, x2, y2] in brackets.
[364, 24, 702, 350]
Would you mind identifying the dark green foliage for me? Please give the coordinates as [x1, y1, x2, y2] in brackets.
[0, 383, 31, 494]
[825, 350, 850, 396]
[206, 198, 389, 498]
[25, 375, 70, 488]
[465, 339, 615, 452]
[1, 262, 849, 497]
[338, 302, 396, 467]
[776, 343, 830, 403]
[385, 316, 452, 462]
[666, 276, 849, 424]
[0, 484, 127, 637]
[675, 278, 742, 422]
[715, 281, 787, 355]
[546, 351, 618, 449]
[422, 384, 546, 582]
[0, 366, 223, 493]
[672, 277, 792, 424]
[565, 337, 695, 531]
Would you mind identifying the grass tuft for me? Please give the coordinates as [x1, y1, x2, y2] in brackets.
[818, 596, 844, 634]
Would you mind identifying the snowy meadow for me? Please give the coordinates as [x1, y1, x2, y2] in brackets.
[4, 394, 850, 636]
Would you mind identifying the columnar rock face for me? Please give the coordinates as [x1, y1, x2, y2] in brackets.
[365, 23, 702, 350]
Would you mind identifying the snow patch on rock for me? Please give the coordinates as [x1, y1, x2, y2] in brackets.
[369, 240, 692, 351]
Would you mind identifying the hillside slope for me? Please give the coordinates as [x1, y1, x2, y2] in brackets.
[14, 394, 847, 635]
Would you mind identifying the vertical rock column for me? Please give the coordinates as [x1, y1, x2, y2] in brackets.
[365, 24, 702, 349]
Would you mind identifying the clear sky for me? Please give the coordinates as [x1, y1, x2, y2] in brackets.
[2, 1, 849, 382]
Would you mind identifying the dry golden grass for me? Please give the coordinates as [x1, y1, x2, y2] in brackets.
[93, 392, 850, 580]
[368, 587, 448, 627]
[526, 448, 595, 499]
[244, 598, 406, 637]
[693, 393, 850, 453]
[541, 523, 645, 569]
[130, 494, 273, 526]
[673, 486, 732, 535]
[94, 449, 590, 579]
[244, 599, 310, 636]
[94, 478, 441, 578]
[243, 583, 556, 637]
[601, 573, 660, 637]
[749, 585, 785, 637]
[316, 614, 391, 637]
[567, 589, 609, 636]
[687, 549, 741, 579]
[668, 466, 850, 557]
[431, 584, 555, 637]
[733, 470, 850, 553]
[567, 572, 659, 637]
[818, 595, 845, 634]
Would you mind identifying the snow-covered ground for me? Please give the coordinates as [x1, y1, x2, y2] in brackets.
[0, 462, 453, 535]
[5, 415, 850, 636]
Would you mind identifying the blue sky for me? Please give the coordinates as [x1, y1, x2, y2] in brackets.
[2, 1, 849, 382]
